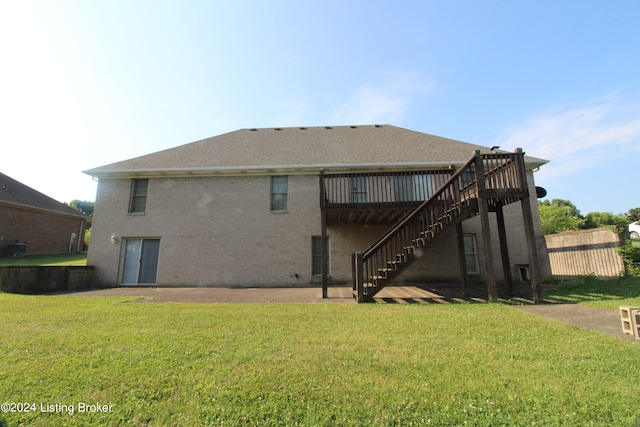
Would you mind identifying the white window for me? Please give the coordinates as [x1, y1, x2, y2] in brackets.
[463, 234, 478, 274]
[350, 177, 367, 203]
[129, 179, 148, 213]
[394, 174, 434, 202]
[271, 176, 288, 211]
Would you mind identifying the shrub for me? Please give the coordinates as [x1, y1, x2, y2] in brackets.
[618, 243, 640, 276]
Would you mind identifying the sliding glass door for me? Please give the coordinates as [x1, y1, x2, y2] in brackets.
[122, 238, 160, 284]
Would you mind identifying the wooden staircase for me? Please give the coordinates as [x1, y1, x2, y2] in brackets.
[353, 151, 529, 302]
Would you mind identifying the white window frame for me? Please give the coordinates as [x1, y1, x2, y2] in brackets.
[129, 178, 148, 213]
[121, 238, 160, 285]
[271, 176, 288, 211]
[463, 234, 479, 274]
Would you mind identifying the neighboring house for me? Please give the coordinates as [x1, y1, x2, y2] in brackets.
[0, 172, 87, 256]
[84, 125, 551, 302]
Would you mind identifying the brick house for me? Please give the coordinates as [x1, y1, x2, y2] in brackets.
[0, 172, 87, 256]
[84, 125, 551, 302]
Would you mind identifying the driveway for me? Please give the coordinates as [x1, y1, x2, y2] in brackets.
[515, 303, 638, 343]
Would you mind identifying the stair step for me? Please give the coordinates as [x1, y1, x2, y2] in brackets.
[412, 238, 426, 247]
[377, 268, 394, 278]
[420, 229, 435, 238]
[387, 260, 402, 268]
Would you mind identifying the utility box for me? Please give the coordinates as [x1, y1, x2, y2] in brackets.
[6, 243, 27, 257]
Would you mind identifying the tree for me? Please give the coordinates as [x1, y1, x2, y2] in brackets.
[538, 199, 585, 235]
[67, 200, 94, 216]
[66, 200, 94, 229]
[626, 207, 640, 223]
[584, 211, 630, 229]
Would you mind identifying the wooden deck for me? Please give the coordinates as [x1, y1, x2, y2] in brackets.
[318, 149, 544, 304]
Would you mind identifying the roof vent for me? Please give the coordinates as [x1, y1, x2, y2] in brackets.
[350, 126, 358, 129]
[275, 128, 282, 131]
[374, 124, 382, 128]
[249, 128, 258, 131]
[300, 127, 307, 130]
[325, 126, 332, 129]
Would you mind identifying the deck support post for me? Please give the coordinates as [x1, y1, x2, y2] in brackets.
[320, 170, 328, 298]
[475, 150, 498, 302]
[455, 221, 470, 296]
[514, 149, 543, 303]
[521, 195, 543, 303]
[355, 252, 364, 303]
[495, 205, 514, 298]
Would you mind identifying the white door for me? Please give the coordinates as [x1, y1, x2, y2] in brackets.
[122, 239, 160, 285]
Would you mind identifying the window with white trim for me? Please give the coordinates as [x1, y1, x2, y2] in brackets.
[271, 176, 288, 211]
[129, 179, 148, 213]
[463, 234, 479, 274]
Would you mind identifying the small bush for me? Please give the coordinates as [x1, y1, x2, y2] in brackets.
[618, 243, 640, 276]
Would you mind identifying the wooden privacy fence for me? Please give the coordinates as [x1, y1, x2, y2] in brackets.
[544, 228, 625, 278]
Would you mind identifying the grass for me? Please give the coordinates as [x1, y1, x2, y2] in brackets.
[0, 253, 87, 267]
[0, 295, 639, 426]
[544, 275, 640, 310]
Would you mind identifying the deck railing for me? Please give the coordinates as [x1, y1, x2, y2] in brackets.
[479, 152, 528, 206]
[321, 169, 454, 209]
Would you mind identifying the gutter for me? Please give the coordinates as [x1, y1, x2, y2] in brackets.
[84, 158, 548, 179]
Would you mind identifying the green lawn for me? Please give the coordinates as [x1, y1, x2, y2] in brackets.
[0, 253, 87, 267]
[544, 275, 640, 310]
[0, 295, 639, 426]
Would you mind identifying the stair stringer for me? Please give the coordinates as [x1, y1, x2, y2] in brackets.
[361, 199, 479, 301]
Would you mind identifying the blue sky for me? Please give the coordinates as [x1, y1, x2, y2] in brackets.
[1, 0, 639, 215]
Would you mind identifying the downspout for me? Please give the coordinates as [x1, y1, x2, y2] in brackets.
[77, 219, 85, 253]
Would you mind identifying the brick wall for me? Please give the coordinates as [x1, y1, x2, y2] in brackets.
[545, 228, 625, 278]
[0, 204, 86, 256]
[89, 171, 550, 288]
[0, 266, 95, 294]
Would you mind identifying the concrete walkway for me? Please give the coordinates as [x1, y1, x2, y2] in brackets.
[56, 286, 355, 304]
[515, 303, 638, 343]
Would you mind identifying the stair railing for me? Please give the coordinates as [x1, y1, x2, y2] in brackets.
[354, 155, 478, 301]
[353, 150, 527, 302]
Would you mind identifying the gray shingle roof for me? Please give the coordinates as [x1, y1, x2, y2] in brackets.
[84, 124, 547, 177]
[0, 172, 86, 217]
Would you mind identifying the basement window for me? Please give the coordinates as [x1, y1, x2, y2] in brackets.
[517, 265, 530, 282]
